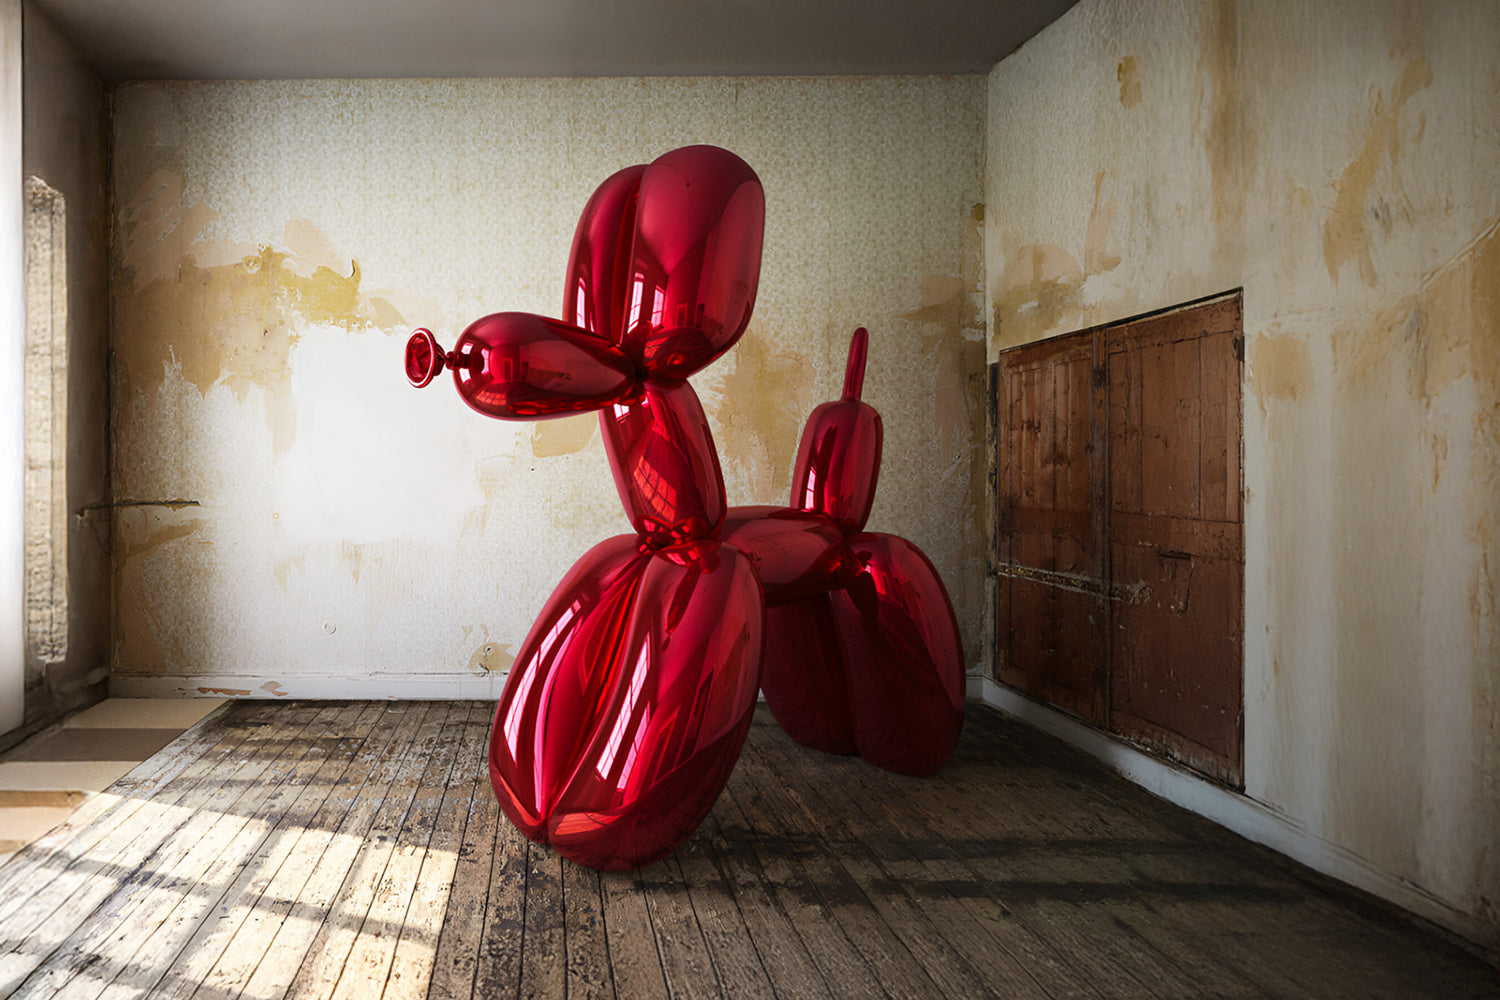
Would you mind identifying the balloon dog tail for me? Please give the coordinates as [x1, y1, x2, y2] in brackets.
[842, 326, 868, 401]
[789, 327, 883, 535]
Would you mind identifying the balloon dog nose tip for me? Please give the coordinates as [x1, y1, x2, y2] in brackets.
[405, 328, 446, 388]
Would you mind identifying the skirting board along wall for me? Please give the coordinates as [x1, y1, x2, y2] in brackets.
[111, 672, 510, 702]
[966, 673, 1491, 958]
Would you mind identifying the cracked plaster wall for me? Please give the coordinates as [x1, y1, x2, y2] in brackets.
[108, 76, 988, 699]
[985, 0, 1498, 945]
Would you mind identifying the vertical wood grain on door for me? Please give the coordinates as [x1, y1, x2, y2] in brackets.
[1106, 299, 1243, 785]
[992, 293, 1243, 786]
[993, 334, 1101, 723]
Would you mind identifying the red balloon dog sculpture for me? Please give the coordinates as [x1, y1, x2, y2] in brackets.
[405, 145, 964, 870]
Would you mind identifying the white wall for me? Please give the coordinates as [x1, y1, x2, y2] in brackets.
[985, 0, 1499, 949]
[107, 77, 989, 699]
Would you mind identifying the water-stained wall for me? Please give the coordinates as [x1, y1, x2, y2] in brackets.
[108, 77, 987, 698]
[985, 0, 1498, 945]
[19, 1, 109, 729]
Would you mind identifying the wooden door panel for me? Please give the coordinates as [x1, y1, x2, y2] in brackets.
[995, 334, 1100, 722]
[1110, 541, 1243, 779]
[1106, 295, 1243, 786]
[1001, 578, 1095, 718]
[995, 292, 1244, 787]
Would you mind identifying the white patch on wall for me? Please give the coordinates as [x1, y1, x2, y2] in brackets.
[278, 326, 502, 545]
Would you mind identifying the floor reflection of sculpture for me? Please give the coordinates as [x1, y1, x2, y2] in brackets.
[404, 145, 965, 870]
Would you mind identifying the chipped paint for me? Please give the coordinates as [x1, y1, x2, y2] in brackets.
[468, 642, 516, 676]
[114, 172, 396, 455]
[196, 686, 251, 697]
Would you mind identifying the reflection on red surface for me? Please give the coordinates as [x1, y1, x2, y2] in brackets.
[789, 328, 883, 534]
[623, 145, 764, 380]
[600, 381, 725, 543]
[408, 145, 963, 871]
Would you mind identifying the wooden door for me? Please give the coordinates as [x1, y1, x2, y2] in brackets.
[1105, 297, 1243, 785]
[993, 333, 1103, 724]
[993, 293, 1244, 786]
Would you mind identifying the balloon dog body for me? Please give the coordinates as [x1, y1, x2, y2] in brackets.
[405, 146, 964, 870]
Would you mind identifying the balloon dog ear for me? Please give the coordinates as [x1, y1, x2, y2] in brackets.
[565, 164, 647, 343]
[620, 145, 765, 381]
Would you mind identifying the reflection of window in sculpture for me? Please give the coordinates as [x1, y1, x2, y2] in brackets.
[405, 145, 964, 871]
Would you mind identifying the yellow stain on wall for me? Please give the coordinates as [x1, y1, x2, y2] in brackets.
[530, 415, 597, 457]
[1195, 0, 1256, 249]
[711, 330, 810, 503]
[115, 172, 394, 455]
[1117, 55, 1143, 109]
[1248, 333, 1314, 406]
[1335, 217, 1499, 405]
[1323, 56, 1434, 287]
[991, 171, 1122, 347]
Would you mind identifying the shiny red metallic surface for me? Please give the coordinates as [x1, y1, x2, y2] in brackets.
[548, 540, 763, 870]
[404, 328, 443, 388]
[790, 399, 883, 535]
[447, 312, 636, 419]
[564, 165, 647, 341]
[600, 381, 726, 542]
[719, 506, 843, 603]
[829, 533, 966, 776]
[408, 144, 965, 870]
[623, 146, 765, 380]
[789, 328, 883, 534]
[490, 537, 762, 870]
[488, 534, 646, 839]
[760, 594, 856, 755]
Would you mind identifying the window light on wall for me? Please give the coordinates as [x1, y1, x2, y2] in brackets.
[23, 175, 67, 666]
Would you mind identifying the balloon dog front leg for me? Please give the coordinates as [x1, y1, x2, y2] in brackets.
[489, 378, 764, 871]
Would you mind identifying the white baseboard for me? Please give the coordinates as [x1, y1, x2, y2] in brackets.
[109, 672, 510, 701]
[111, 672, 773, 703]
[965, 674, 1493, 956]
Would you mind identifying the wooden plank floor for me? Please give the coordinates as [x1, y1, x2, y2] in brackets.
[0, 700, 1493, 999]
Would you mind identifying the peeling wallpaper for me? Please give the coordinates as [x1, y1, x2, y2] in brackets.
[109, 76, 988, 696]
[985, 0, 1498, 944]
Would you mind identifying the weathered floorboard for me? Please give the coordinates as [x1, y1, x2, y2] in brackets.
[144, 701, 391, 1000]
[2, 703, 321, 997]
[0, 699, 1493, 1000]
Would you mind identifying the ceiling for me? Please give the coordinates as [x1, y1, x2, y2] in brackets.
[29, 0, 1077, 80]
